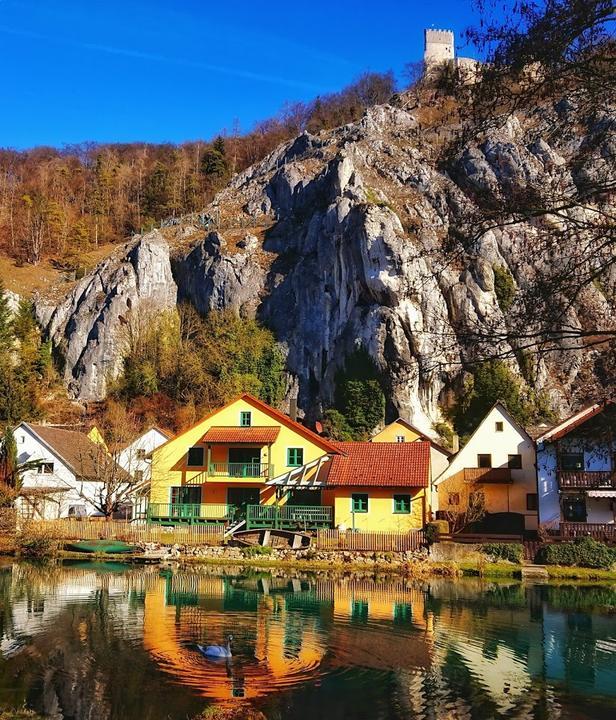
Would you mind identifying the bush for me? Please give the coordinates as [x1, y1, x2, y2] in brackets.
[481, 543, 523, 564]
[493, 265, 516, 312]
[537, 537, 616, 570]
[240, 545, 273, 558]
[17, 531, 59, 558]
[423, 523, 443, 545]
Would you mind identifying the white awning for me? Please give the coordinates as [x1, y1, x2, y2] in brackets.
[266, 455, 331, 488]
[587, 489, 616, 498]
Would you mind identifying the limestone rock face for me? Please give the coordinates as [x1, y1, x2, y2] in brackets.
[36, 231, 177, 401]
[34, 100, 614, 430]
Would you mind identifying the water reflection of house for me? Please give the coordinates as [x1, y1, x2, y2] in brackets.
[141, 572, 431, 700]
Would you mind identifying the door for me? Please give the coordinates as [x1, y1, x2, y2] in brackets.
[171, 486, 201, 517]
[228, 448, 262, 477]
[227, 488, 261, 518]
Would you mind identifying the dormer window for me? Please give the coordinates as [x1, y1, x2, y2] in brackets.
[240, 411, 252, 427]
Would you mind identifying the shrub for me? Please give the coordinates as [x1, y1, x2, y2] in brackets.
[423, 523, 442, 545]
[493, 265, 516, 312]
[17, 530, 59, 558]
[537, 537, 616, 570]
[481, 542, 523, 564]
[240, 545, 273, 558]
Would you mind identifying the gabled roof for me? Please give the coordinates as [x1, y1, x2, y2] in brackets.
[375, 418, 452, 457]
[152, 393, 344, 456]
[22, 423, 129, 482]
[201, 426, 280, 444]
[535, 402, 612, 443]
[434, 402, 532, 485]
[325, 441, 430, 487]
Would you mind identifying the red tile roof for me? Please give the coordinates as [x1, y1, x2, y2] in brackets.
[201, 426, 280, 444]
[325, 441, 430, 487]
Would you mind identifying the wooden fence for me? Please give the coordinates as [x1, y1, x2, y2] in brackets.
[30, 519, 225, 546]
[315, 529, 424, 553]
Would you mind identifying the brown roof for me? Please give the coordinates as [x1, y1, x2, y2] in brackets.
[201, 426, 280, 444]
[325, 441, 430, 487]
[535, 402, 613, 443]
[27, 424, 129, 482]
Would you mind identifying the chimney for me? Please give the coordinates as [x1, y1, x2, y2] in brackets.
[451, 434, 460, 454]
[289, 398, 298, 422]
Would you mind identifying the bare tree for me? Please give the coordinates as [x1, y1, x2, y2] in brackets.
[438, 473, 487, 534]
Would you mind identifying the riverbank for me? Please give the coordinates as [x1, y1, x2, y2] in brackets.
[47, 548, 616, 581]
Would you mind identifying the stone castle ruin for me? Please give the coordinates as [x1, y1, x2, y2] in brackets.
[423, 28, 479, 79]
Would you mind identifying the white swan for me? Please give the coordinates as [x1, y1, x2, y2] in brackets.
[198, 634, 233, 659]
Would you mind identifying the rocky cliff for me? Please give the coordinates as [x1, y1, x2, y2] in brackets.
[35, 95, 615, 432]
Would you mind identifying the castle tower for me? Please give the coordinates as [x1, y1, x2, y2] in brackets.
[424, 29, 455, 65]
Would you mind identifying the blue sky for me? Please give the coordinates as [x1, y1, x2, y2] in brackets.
[0, 0, 483, 149]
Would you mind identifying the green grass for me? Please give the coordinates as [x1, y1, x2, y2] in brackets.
[546, 566, 616, 581]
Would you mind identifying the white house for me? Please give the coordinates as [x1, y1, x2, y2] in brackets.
[116, 426, 170, 484]
[433, 403, 538, 532]
[14, 423, 126, 520]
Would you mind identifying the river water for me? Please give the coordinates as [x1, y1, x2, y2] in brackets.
[0, 560, 615, 719]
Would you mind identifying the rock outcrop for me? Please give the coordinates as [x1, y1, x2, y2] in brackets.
[36, 97, 615, 431]
[36, 231, 177, 401]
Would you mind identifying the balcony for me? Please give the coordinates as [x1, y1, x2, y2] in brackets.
[148, 503, 236, 524]
[185, 463, 274, 484]
[560, 522, 616, 541]
[463, 468, 513, 484]
[558, 471, 616, 489]
[246, 504, 333, 530]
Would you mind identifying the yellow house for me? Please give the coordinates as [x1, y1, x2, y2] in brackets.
[372, 418, 451, 483]
[148, 394, 433, 532]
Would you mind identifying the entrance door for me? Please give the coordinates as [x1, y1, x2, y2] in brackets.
[170, 486, 201, 517]
[227, 488, 261, 518]
[288, 489, 322, 507]
[228, 448, 262, 477]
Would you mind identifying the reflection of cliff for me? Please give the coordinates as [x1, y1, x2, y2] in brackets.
[141, 572, 431, 701]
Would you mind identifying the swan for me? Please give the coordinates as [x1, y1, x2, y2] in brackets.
[198, 634, 233, 659]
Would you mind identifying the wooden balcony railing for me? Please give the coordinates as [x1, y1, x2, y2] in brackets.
[463, 468, 513, 483]
[246, 504, 333, 530]
[148, 503, 236, 524]
[560, 522, 616, 541]
[185, 463, 273, 484]
[558, 471, 616, 489]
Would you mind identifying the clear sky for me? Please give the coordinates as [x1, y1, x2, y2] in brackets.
[0, 0, 483, 149]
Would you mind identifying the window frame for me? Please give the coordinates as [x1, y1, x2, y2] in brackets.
[351, 493, 369, 513]
[477, 454, 492, 469]
[186, 446, 205, 467]
[495, 421, 504, 432]
[508, 454, 522, 469]
[448, 492, 460, 506]
[136, 448, 147, 460]
[240, 411, 252, 427]
[287, 447, 304, 467]
[37, 462, 54, 475]
[393, 494, 412, 514]
[395, 435, 405, 443]
[560, 453, 584, 471]
[526, 493, 538, 511]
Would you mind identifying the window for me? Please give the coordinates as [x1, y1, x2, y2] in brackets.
[187, 446, 205, 467]
[495, 421, 504, 432]
[287, 448, 304, 467]
[508, 454, 522, 469]
[240, 411, 252, 427]
[37, 462, 54, 474]
[19, 435, 25, 444]
[560, 453, 584, 471]
[351, 493, 369, 513]
[393, 494, 411, 514]
[134, 470, 144, 482]
[477, 454, 492, 468]
[396, 435, 405, 443]
[448, 493, 460, 506]
[68, 505, 87, 518]
[526, 493, 538, 511]
[562, 497, 586, 522]
[136, 448, 146, 460]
